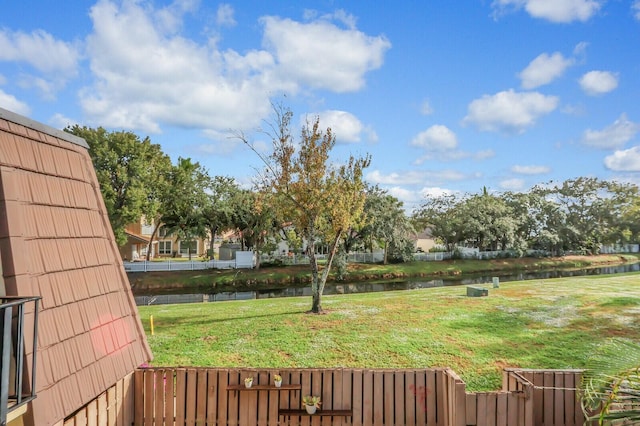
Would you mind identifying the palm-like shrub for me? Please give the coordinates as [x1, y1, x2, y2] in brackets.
[581, 339, 640, 423]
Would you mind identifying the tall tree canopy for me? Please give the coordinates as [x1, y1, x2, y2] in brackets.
[242, 104, 370, 313]
[160, 157, 211, 259]
[65, 125, 171, 246]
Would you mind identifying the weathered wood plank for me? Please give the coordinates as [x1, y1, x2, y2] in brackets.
[425, 369, 436, 426]
[405, 370, 417, 425]
[153, 370, 164, 426]
[165, 370, 175, 426]
[351, 369, 363, 426]
[205, 370, 217, 425]
[174, 369, 186, 426]
[195, 369, 207, 426]
[143, 370, 154, 426]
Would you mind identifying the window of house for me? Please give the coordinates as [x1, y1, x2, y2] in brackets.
[158, 241, 172, 255]
[158, 226, 170, 237]
[179, 240, 197, 255]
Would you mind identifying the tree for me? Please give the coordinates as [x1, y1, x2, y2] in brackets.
[202, 176, 239, 259]
[160, 158, 210, 260]
[459, 189, 516, 251]
[64, 126, 170, 246]
[242, 104, 370, 313]
[414, 193, 467, 252]
[230, 189, 281, 269]
[360, 187, 414, 263]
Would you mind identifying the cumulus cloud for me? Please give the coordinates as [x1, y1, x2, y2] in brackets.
[519, 52, 574, 89]
[0, 28, 80, 97]
[579, 70, 618, 95]
[604, 147, 640, 172]
[80, 0, 390, 134]
[0, 29, 80, 74]
[411, 125, 458, 150]
[216, 3, 237, 27]
[582, 114, 639, 149]
[492, 0, 603, 23]
[261, 16, 390, 93]
[511, 164, 551, 174]
[310, 110, 374, 143]
[463, 89, 559, 134]
[0, 89, 30, 115]
[80, 1, 390, 134]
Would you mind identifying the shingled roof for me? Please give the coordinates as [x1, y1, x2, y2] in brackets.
[0, 108, 152, 426]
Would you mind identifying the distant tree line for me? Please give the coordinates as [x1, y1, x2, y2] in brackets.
[413, 178, 640, 256]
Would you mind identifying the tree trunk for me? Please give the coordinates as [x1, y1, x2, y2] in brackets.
[309, 230, 343, 313]
[383, 241, 389, 264]
[145, 221, 161, 261]
[209, 226, 218, 260]
[307, 233, 321, 313]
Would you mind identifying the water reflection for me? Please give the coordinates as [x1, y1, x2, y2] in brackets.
[134, 263, 640, 306]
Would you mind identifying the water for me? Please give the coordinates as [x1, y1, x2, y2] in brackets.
[133, 263, 640, 306]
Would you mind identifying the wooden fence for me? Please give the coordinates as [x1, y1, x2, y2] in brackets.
[128, 367, 589, 426]
[61, 372, 134, 426]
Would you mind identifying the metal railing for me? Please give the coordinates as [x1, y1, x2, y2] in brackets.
[1, 296, 40, 426]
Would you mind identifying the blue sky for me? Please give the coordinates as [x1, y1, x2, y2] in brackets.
[1, 0, 640, 212]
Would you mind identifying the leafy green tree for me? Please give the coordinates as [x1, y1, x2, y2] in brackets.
[360, 187, 414, 263]
[414, 193, 467, 252]
[459, 189, 516, 251]
[241, 104, 370, 313]
[230, 189, 280, 269]
[160, 158, 210, 260]
[202, 176, 239, 259]
[65, 125, 170, 246]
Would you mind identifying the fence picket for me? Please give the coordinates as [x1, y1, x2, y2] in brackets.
[125, 367, 587, 426]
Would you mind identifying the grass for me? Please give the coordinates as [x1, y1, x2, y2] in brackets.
[138, 271, 640, 391]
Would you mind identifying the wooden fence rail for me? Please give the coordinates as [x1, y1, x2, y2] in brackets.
[61, 367, 591, 425]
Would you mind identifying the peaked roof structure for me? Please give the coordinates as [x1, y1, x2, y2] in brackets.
[0, 108, 152, 426]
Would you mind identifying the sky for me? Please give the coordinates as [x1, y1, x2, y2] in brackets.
[1, 0, 640, 213]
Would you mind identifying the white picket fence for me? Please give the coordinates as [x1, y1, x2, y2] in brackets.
[124, 259, 238, 272]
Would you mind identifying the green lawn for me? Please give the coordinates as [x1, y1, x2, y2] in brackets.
[138, 272, 640, 391]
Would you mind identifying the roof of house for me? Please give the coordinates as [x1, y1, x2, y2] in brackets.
[125, 230, 150, 244]
[0, 107, 152, 426]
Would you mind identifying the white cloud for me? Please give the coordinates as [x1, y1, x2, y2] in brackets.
[419, 187, 458, 200]
[49, 113, 77, 130]
[582, 114, 639, 149]
[604, 147, 640, 172]
[463, 89, 559, 134]
[216, 3, 237, 27]
[420, 100, 434, 115]
[519, 52, 574, 89]
[80, 1, 389, 135]
[633, 1, 640, 21]
[0, 29, 80, 74]
[492, 0, 603, 23]
[411, 125, 458, 150]
[511, 164, 551, 174]
[500, 178, 526, 190]
[367, 169, 479, 187]
[0, 89, 30, 115]
[579, 70, 619, 95]
[310, 110, 372, 143]
[261, 15, 391, 93]
[366, 170, 428, 185]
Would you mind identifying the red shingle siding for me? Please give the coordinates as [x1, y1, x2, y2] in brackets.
[0, 108, 152, 426]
